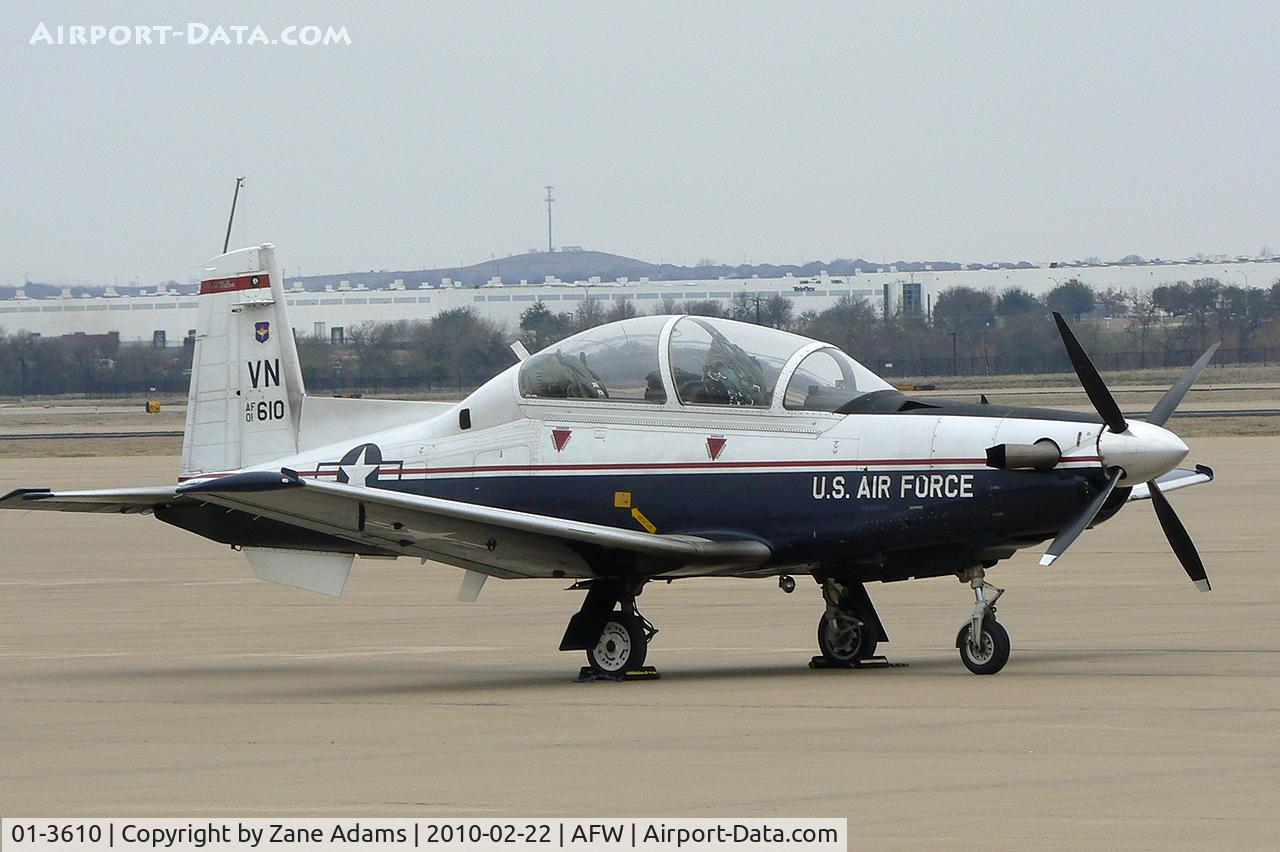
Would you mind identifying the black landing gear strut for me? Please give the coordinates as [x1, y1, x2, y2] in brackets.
[954, 565, 1010, 675]
[560, 580, 659, 680]
[812, 579, 891, 668]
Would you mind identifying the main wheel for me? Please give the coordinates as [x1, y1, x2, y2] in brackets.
[586, 612, 647, 674]
[957, 618, 1010, 675]
[817, 612, 877, 664]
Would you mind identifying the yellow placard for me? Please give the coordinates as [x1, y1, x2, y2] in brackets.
[630, 507, 657, 534]
[614, 491, 632, 508]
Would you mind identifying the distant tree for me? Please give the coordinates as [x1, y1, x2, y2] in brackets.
[730, 292, 760, 323]
[1096, 287, 1129, 316]
[573, 296, 605, 331]
[1045, 279, 1096, 319]
[680, 299, 725, 317]
[1121, 289, 1163, 364]
[1188, 278, 1223, 315]
[604, 299, 638, 323]
[346, 321, 402, 387]
[794, 310, 819, 332]
[653, 296, 680, 315]
[1153, 281, 1192, 316]
[761, 294, 794, 330]
[729, 292, 793, 329]
[409, 308, 511, 388]
[995, 287, 1040, 317]
[933, 286, 995, 331]
[519, 301, 573, 351]
[802, 296, 878, 354]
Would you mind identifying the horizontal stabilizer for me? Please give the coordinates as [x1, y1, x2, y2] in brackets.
[0, 485, 178, 514]
[243, 547, 353, 596]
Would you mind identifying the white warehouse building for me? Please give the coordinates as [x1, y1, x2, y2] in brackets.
[2, 260, 1276, 345]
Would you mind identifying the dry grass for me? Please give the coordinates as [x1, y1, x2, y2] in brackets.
[898, 363, 1280, 390]
[0, 436, 182, 459]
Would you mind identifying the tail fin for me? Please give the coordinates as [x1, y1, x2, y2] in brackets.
[181, 244, 306, 477]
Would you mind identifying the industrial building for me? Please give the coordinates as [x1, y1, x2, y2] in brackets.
[2, 260, 1275, 345]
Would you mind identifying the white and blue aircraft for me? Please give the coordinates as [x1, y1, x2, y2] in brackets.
[2, 245, 1218, 676]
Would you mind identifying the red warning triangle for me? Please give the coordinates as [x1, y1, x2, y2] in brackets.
[707, 436, 727, 460]
[551, 428, 572, 452]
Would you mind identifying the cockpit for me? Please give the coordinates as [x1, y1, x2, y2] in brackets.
[517, 315, 893, 412]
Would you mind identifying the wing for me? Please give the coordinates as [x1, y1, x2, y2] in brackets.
[1126, 465, 1214, 502]
[178, 470, 771, 579]
[0, 485, 179, 514]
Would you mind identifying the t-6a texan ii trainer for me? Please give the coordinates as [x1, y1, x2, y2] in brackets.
[2, 245, 1221, 676]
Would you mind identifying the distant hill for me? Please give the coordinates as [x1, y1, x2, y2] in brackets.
[287, 250, 976, 291]
[3, 250, 1038, 297]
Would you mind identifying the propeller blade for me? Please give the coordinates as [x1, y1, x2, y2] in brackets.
[1052, 312, 1128, 434]
[1148, 480, 1211, 592]
[1146, 343, 1220, 427]
[1039, 467, 1124, 566]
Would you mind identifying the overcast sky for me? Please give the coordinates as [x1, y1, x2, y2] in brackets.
[2, 1, 1278, 284]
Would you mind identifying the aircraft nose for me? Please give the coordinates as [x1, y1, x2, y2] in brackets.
[1097, 420, 1189, 484]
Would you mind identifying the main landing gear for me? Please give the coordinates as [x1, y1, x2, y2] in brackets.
[560, 580, 658, 679]
[814, 579, 887, 666]
[954, 565, 1010, 675]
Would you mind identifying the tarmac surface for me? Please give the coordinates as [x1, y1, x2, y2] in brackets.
[2, 440, 1278, 848]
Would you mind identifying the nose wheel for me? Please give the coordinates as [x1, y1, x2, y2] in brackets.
[955, 567, 1010, 674]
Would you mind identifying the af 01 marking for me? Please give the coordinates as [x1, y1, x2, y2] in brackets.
[247, 359, 281, 389]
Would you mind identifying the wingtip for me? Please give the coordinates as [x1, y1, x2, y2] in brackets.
[0, 487, 53, 506]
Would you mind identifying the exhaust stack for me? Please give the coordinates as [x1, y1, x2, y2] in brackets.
[986, 440, 1061, 472]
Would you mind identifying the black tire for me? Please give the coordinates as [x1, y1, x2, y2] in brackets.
[817, 612, 877, 664]
[586, 611, 647, 674]
[956, 618, 1010, 675]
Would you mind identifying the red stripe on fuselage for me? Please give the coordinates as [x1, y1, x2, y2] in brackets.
[198, 273, 270, 295]
[176, 455, 1102, 481]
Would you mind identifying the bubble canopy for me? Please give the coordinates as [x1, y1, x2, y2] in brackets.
[517, 315, 891, 410]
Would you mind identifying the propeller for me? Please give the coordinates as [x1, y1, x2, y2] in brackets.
[1148, 480, 1211, 591]
[1038, 313, 1217, 591]
[1052, 312, 1127, 433]
[1146, 342, 1220, 427]
[1038, 467, 1123, 567]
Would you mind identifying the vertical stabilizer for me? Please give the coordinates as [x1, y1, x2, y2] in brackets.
[181, 244, 307, 477]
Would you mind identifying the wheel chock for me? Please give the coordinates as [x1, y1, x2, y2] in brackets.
[575, 665, 661, 683]
[808, 655, 905, 670]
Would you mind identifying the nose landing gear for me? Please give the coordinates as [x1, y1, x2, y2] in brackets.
[955, 566, 1010, 675]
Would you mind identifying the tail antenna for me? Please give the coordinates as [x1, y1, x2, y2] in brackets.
[223, 176, 245, 253]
